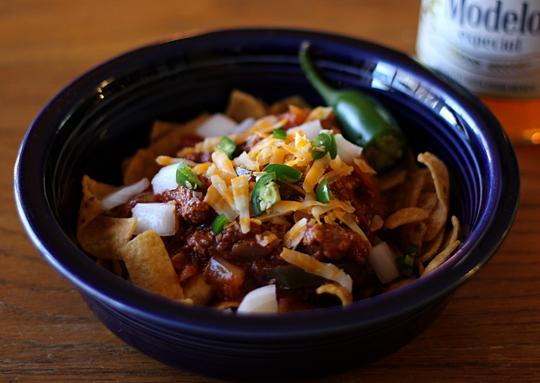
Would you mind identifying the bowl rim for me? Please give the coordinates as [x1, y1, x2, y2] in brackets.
[14, 27, 520, 341]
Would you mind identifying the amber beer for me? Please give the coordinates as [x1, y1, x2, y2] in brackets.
[416, 0, 540, 144]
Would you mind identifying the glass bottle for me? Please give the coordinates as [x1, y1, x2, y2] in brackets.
[416, 0, 540, 144]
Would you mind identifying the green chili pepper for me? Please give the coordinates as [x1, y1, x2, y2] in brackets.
[211, 213, 229, 234]
[406, 242, 419, 256]
[273, 128, 287, 140]
[298, 41, 407, 173]
[176, 162, 205, 190]
[396, 243, 419, 278]
[251, 172, 280, 216]
[310, 131, 337, 160]
[263, 164, 302, 182]
[316, 178, 333, 203]
[215, 136, 237, 159]
[265, 265, 328, 289]
[403, 254, 415, 268]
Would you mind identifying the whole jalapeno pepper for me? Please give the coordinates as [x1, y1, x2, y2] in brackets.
[298, 41, 407, 173]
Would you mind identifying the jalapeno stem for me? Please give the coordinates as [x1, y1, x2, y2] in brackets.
[298, 41, 408, 173]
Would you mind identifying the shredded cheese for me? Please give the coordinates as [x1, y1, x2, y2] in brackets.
[353, 157, 377, 174]
[258, 201, 303, 221]
[343, 213, 371, 249]
[306, 106, 333, 122]
[233, 152, 260, 172]
[231, 175, 251, 234]
[204, 185, 238, 222]
[283, 218, 308, 249]
[192, 162, 212, 175]
[256, 146, 273, 167]
[255, 231, 280, 247]
[155, 155, 199, 167]
[210, 175, 236, 208]
[206, 164, 236, 185]
[212, 150, 237, 175]
[303, 158, 329, 193]
[270, 146, 286, 165]
[196, 132, 251, 152]
[322, 155, 354, 184]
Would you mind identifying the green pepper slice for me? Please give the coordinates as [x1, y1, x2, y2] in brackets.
[273, 128, 287, 140]
[406, 242, 419, 257]
[215, 136, 237, 159]
[251, 172, 280, 216]
[265, 265, 328, 289]
[396, 242, 419, 278]
[176, 162, 205, 190]
[211, 213, 229, 234]
[263, 164, 302, 183]
[310, 131, 337, 160]
[298, 41, 408, 173]
[316, 178, 333, 203]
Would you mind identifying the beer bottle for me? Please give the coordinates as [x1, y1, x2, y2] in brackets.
[416, 0, 540, 144]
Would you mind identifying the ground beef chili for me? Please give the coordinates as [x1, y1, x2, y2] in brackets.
[114, 106, 391, 310]
[78, 92, 458, 313]
[119, 171, 386, 307]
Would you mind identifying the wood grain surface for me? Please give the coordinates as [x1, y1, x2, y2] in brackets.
[2, 1, 539, 382]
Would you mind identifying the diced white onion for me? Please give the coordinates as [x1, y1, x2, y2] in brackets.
[232, 117, 255, 134]
[101, 178, 150, 211]
[287, 119, 322, 140]
[151, 164, 180, 194]
[196, 113, 237, 137]
[237, 284, 278, 314]
[369, 241, 400, 284]
[334, 134, 363, 164]
[132, 202, 176, 236]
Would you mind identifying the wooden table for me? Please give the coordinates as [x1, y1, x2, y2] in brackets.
[2, 1, 539, 382]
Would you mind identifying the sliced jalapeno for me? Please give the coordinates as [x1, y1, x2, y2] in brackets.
[316, 178, 333, 203]
[211, 213, 229, 234]
[263, 164, 302, 183]
[215, 136, 237, 159]
[273, 128, 287, 140]
[310, 131, 337, 160]
[251, 172, 280, 216]
[176, 162, 204, 190]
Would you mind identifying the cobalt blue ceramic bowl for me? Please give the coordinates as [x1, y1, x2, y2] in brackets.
[15, 29, 519, 381]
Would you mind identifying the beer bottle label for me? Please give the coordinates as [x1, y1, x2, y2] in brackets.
[416, 0, 540, 98]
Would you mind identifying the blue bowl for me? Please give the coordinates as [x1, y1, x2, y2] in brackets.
[14, 28, 519, 381]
